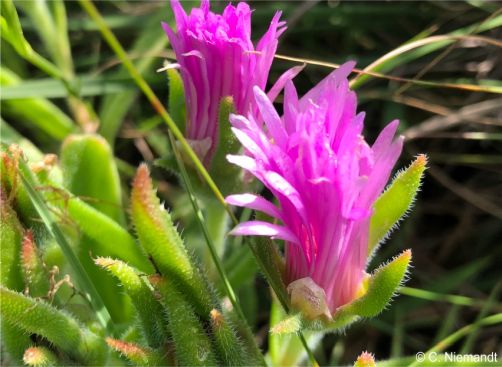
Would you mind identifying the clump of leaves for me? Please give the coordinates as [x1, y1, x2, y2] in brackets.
[0, 142, 260, 366]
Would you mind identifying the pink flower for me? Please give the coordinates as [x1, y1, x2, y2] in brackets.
[226, 62, 404, 314]
[163, 0, 297, 165]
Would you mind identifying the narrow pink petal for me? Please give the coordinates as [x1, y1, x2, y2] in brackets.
[226, 194, 282, 219]
[253, 86, 288, 147]
[229, 221, 299, 244]
[359, 135, 404, 208]
[230, 128, 268, 163]
[372, 119, 400, 159]
[301, 61, 356, 106]
[267, 65, 305, 102]
[170, 0, 187, 29]
[226, 154, 257, 173]
[263, 171, 307, 222]
[229, 113, 250, 129]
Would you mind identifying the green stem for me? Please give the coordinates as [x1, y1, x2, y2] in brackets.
[298, 332, 319, 367]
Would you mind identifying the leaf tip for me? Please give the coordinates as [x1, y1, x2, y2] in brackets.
[23, 346, 56, 366]
[210, 308, 224, 328]
[354, 351, 376, 367]
[105, 338, 147, 360]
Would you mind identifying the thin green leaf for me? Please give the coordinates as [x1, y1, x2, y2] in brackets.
[1, 68, 74, 140]
[350, 15, 502, 89]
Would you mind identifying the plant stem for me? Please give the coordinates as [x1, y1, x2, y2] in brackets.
[298, 332, 320, 367]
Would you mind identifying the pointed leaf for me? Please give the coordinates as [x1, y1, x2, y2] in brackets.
[369, 155, 427, 256]
[345, 249, 412, 318]
[131, 164, 215, 316]
[354, 351, 376, 367]
[270, 313, 303, 335]
[21, 230, 50, 297]
[209, 309, 250, 366]
[95, 257, 167, 348]
[23, 347, 59, 367]
[106, 338, 167, 367]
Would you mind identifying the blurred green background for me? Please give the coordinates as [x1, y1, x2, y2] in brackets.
[1, 0, 501, 365]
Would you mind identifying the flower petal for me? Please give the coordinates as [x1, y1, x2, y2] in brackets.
[267, 65, 305, 103]
[226, 194, 282, 219]
[253, 86, 288, 148]
[229, 221, 299, 244]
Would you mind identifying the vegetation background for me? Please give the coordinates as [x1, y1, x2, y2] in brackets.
[1, 0, 501, 365]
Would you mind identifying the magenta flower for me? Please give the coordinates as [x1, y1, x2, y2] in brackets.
[163, 0, 298, 165]
[226, 62, 404, 315]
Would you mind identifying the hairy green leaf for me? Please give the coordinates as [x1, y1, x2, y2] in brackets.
[369, 155, 427, 256]
[0, 287, 106, 364]
[95, 257, 168, 348]
[130, 164, 215, 316]
[150, 276, 218, 366]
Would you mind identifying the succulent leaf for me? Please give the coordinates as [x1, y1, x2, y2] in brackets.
[20, 230, 50, 297]
[0, 68, 74, 140]
[23, 346, 59, 367]
[270, 313, 303, 335]
[150, 275, 218, 366]
[60, 134, 125, 224]
[0, 287, 106, 365]
[354, 351, 376, 367]
[209, 308, 250, 366]
[64, 195, 153, 273]
[131, 164, 215, 316]
[0, 190, 24, 290]
[95, 257, 168, 348]
[343, 249, 412, 318]
[0, 191, 32, 362]
[106, 338, 167, 366]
